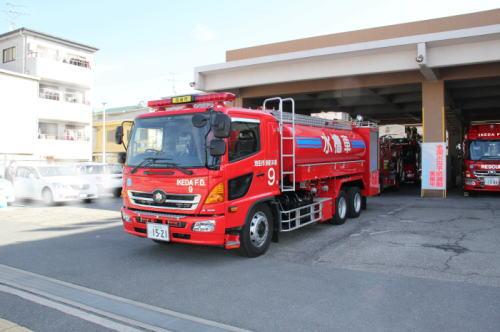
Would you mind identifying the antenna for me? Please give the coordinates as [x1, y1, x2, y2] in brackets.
[166, 72, 181, 95]
[3, 2, 28, 30]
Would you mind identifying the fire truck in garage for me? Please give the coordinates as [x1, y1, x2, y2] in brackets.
[379, 136, 402, 190]
[463, 123, 500, 195]
[115, 93, 380, 257]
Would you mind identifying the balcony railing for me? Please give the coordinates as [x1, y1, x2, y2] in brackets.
[39, 91, 90, 105]
[38, 134, 90, 142]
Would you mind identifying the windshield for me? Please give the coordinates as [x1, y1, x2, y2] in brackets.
[38, 166, 76, 177]
[468, 140, 500, 161]
[126, 114, 212, 168]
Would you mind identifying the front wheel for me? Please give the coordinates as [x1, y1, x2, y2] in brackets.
[239, 204, 273, 257]
[42, 188, 54, 206]
[330, 190, 348, 225]
[113, 188, 122, 198]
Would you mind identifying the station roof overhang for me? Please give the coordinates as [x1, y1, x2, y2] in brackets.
[194, 12, 500, 125]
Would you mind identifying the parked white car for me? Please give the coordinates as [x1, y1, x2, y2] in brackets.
[13, 165, 98, 204]
[0, 176, 15, 204]
[75, 163, 123, 197]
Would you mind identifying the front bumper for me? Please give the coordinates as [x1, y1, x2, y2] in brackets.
[121, 207, 230, 247]
[464, 177, 500, 192]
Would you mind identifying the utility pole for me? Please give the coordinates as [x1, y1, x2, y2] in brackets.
[101, 102, 107, 163]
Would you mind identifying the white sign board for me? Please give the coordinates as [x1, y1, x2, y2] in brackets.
[421, 142, 447, 190]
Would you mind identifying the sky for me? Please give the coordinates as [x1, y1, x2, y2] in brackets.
[2, 0, 499, 109]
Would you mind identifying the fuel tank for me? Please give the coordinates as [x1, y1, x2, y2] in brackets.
[282, 123, 367, 168]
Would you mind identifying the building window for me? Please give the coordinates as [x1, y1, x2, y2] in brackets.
[64, 124, 86, 141]
[38, 122, 58, 139]
[106, 128, 116, 143]
[2, 46, 15, 63]
[65, 54, 90, 68]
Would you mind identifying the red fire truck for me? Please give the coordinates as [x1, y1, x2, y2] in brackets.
[463, 123, 500, 195]
[115, 93, 380, 257]
[379, 136, 402, 190]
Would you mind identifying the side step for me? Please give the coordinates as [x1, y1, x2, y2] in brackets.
[279, 198, 331, 232]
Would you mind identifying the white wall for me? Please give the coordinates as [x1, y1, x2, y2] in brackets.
[0, 69, 39, 155]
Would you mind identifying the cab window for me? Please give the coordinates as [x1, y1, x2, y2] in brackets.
[228, 121, 260, 162]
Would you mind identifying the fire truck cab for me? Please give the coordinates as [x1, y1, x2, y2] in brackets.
[463, 123, 500, 195]
[116, 93, 380, 257]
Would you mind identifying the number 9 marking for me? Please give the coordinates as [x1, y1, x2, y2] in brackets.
[267, 167, 276, 186]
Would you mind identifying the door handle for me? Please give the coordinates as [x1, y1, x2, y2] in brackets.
[256, 173, 265, 177]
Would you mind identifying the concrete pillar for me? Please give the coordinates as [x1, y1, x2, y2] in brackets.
[421, 80, 446, 198]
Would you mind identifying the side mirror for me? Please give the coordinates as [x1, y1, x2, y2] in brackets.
[115, 126, 123, 145]
[192, 114, 209, 128]
[211, 114, 231, 138]
[209, 139, 226, 156]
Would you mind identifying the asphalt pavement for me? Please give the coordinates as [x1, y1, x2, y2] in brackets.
[0, 188, 499, 331]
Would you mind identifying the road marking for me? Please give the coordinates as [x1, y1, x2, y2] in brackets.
[0, 285, 140, 332]
[0, 264, 249, 332]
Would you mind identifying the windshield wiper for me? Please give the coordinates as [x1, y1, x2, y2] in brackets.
[130, 157, 158, 174]
[130, 157, 193, 175]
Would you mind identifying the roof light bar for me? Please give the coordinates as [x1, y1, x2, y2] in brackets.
[147, 92, 236, 108]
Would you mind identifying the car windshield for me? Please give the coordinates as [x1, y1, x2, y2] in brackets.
[108, 165, 123, 174]
[469, 140, 500, 160]
[38, 166, 76, 177]
[126, 114, 213, 168]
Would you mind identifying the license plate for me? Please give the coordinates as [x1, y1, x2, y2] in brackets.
[147, 223, 169, 242]
[484, 177, 500, 186]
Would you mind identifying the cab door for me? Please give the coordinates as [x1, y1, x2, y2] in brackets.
[223, 117, 279, 228]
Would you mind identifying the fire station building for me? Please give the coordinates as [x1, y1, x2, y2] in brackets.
[194, 9, 500, 198]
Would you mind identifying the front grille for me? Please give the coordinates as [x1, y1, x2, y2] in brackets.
[474, 170, 500, 177]
[128, 191, 201, 210]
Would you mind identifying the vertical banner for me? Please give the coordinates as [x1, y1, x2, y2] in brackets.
[421, 142, 447, 190]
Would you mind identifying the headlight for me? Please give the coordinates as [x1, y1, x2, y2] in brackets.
[121, 210, 132, 223]
[465, 179, 477, 186]
[192, 220, 216, 232]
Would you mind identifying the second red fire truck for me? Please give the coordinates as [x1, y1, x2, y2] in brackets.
[116, 93, 380, 256]
[463, 123, 500, 195]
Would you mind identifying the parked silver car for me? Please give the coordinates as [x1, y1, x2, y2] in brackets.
[75, 163, 123, 197]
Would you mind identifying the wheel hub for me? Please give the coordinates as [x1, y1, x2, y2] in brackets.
[249, 212, 269, 248]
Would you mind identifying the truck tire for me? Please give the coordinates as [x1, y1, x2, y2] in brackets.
[330, 190, 348, 225]
[239, 204, 273, 257]
[347, 187, 362, 218]
[361, 196, 367, 210]
[42, 188, 54, 206]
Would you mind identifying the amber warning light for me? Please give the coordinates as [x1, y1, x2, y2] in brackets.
[148, 92, 236, 108]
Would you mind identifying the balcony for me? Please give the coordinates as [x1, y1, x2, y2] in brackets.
[36, 138, 92, 161]
[38, 97, 91, 124]
[26, 56, 93, 87]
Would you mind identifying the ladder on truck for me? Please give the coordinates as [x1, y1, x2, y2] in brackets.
[263, 97, 296, 192]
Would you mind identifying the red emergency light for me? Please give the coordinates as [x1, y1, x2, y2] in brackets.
[147, 92, 236, 108]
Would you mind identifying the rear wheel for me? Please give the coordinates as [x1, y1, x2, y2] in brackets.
[239, 204, 273, 257]
[347, 187, 362, 218]
[42, 188, 54, 206]
[330, 191, 348, 225]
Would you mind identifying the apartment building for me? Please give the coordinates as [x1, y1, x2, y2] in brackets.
[0, 28, 98, 165]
